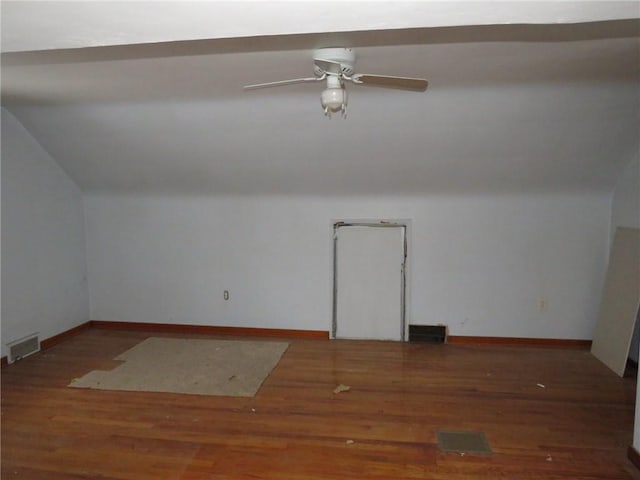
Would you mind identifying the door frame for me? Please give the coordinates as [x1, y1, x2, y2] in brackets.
[332, 221, 408, 340]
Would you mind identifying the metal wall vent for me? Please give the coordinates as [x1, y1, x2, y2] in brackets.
[7, 333, 40, 364]
[409, 325, 447, 343]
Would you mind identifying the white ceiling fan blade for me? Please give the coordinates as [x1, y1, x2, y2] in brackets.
[243, 77, 322, 91]
[352, 74, 428, 92]
[313, 58, 343, 75]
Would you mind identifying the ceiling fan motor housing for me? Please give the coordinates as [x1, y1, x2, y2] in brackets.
[313, 48, 356, 77]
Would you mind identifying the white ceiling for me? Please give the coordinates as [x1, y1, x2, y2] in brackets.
[2, 2, 639, 196]
[3, 1, 638, 53]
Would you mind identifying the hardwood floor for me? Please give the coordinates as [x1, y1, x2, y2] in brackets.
[1, 328, 637, 479]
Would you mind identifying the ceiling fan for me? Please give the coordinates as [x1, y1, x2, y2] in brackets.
[243, 47, 428, 118]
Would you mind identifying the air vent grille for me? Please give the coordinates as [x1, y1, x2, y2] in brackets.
[7, 333, 40, 363]
[409, 325, 447, 343]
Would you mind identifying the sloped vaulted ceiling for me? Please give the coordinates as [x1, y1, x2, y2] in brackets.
[2, 2, 639, 196]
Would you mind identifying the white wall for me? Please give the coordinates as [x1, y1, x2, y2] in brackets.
[611, 155, 640, 235]
[1, 109, 89, 357]
[85, 192, 609, 340]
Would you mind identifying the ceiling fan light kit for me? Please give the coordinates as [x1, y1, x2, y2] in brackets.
[243, 47, 428, 118]
[320, 75, 347, 117]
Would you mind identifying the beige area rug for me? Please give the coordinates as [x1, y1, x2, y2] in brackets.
[69, 337, 289, 397]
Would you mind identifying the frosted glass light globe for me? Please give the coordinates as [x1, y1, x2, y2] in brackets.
[321, 88, 347, 112]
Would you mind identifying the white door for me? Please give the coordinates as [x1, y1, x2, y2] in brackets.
[334, 225, 405, 340]
[591, 227, 640, 376]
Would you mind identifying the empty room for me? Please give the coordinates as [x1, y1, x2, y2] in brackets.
[2, 2, 639, 479]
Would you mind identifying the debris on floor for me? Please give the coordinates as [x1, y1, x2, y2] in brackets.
[333, 384, 351, 394]
[537, 383, 546, 388]
[346, 439, 355, 445]
[546, 455, 553, 462]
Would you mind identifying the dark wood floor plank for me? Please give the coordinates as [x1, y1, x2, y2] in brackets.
[1, 328, 637, 479]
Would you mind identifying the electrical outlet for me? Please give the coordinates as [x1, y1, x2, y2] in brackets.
[537, 298, 547, 312]
[224, 290, 229, 301]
